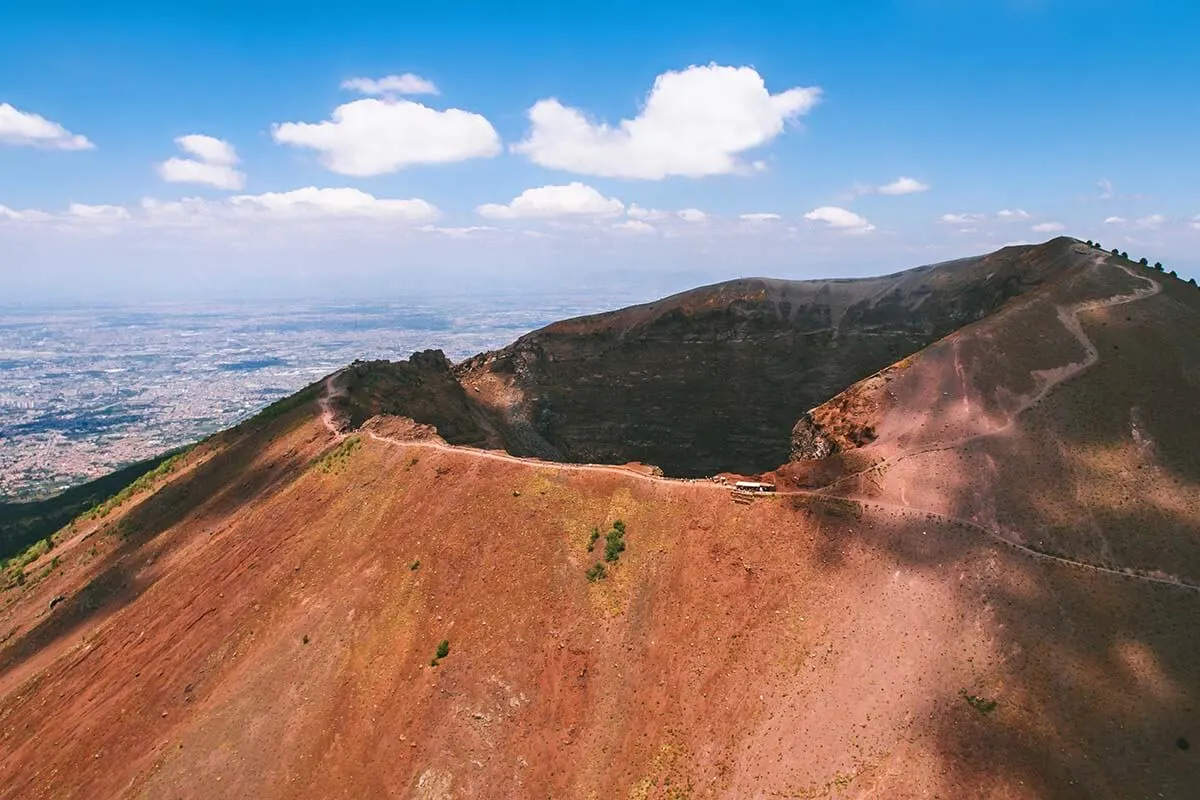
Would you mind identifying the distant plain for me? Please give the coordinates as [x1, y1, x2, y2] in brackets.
[0, 293, 637, 499]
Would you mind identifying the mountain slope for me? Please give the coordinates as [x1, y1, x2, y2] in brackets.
[792, 244, 1200, 587]
[0, 239, 1197, 799]
[0, 452, 174, 563]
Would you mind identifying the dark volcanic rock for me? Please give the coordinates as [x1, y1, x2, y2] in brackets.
[790, 412, 838, 461]
[335, 351, 508, 450]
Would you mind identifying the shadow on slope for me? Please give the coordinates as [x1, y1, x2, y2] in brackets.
[789, 250, 1200, 796]
[0, 398, 330, 679]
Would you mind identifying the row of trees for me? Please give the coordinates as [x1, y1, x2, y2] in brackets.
[1084, 240, 1197, 287]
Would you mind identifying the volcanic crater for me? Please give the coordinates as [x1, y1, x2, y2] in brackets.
[331, 239, 1087, 477]
[3, 237, 1199, 799]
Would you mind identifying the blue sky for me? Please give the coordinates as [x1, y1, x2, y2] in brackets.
[1, 0, 1197, 301]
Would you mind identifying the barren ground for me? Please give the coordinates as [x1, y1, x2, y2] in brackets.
[1, 242, 1197, 798]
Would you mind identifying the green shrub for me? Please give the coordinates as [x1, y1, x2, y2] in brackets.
[313, 436, 361, 473]
[587, 527, 600, 552]
[410, 559, 421, 571]
[604, 522, 627, 563]
[3, 537, 53, 585]
[79, 447, 192, 522]
[816, 497, 863, 519]
[585, 562, 608, 582]
[241, 382, 321, 427]
[960, 689, 997, 714]
[436, 640, 450, 659]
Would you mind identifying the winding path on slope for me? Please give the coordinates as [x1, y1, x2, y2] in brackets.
[823, 257, 1163, 488]
[315, 260, 1200, 594]
[813, 258, 1199, 591]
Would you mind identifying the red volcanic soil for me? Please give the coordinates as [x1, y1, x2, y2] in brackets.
[804, 246, 1200, 588]
[1, 241, 1198, 798]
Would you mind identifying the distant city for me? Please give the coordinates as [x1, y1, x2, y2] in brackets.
[0, 293, 637, 501]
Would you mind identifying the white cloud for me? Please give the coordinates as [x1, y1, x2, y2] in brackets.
[157, 134, 245, 190]
[877, 176, 929, 196]
[1031, 222, 1065, 233]
[1104, 216, 1127, 225]
[512, 64, 821, 180]
[273, 97, 500, 176]
[226, 187, 438, 220]
[997, 208, 1030, 220]
[940, 213, 984, 224]
[341, 73, 439, 96]
[613, 219, 656, 234]
[477, 182, 624, 220]
[1192, 214, 1200, 230]
[138, 189, 439, 225]
[677, 208, 707, 223]
[1136, 214, 1166, 229]
[69, 203, 131, 221]
[418, 224, 496, 237]
[0, 102, 94, 150]
[805, 206, 875, 233]
[739, 212, 781, 222]
[1097, 178, 1114, 199]
[5, 189, 439, 234]
[158, 159, 245, 190]
[176, 134, 237, 166]
[0, 204, 53, 222]
[626, 203, 670, 221]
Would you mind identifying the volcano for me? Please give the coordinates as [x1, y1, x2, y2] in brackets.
[2, 238, 1197, 799]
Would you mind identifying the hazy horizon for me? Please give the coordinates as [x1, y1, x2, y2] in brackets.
[3, 2, 1197, 302]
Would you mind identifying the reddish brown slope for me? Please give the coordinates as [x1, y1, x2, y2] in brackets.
[1, 372, 1198, 797]
[795, 244, 1200, 589]
[2, 240, 1198, 798]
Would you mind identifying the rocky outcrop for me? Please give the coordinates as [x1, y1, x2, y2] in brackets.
[334, 352, 509, 450]
[790, 412, 838, 461]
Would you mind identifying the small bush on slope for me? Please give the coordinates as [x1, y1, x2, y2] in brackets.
[313, 436, 361, 474]
[960, 689, 998, 714]
[604, 520, 627, 563]
[431, 639, 451, 666]
[80, 448, 193, 522]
